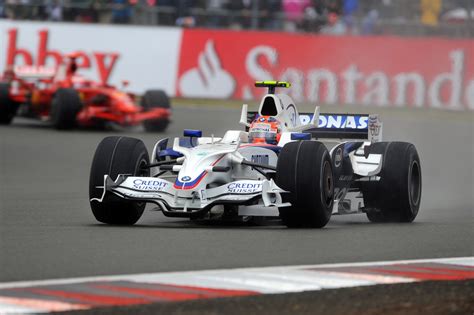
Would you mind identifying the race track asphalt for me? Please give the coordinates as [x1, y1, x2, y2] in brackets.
[0, 104, 472, 283]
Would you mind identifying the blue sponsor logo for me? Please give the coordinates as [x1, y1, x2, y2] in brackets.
[299, 115, 368, 129]
[181, 176, 192, 182]
[133, 179, 168, 191]
[227, 182, 262, 193]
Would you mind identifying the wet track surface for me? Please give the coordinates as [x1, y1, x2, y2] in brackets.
[0, 105, 472, 283]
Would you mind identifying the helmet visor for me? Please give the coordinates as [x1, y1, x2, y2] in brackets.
[248, 131, 278, 145]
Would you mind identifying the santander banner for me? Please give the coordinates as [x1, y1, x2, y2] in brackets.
[177, 29, 474, 111]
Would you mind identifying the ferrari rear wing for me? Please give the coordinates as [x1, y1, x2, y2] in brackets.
[247, 112, 383, 142]
[12, 65, 55, 80]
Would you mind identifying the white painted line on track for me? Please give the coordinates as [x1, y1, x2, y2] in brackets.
[0, 301, 36, 314]
[0, 256, 471, 290]
[0, 297, 88, 313]
[0, 256, 472, 314]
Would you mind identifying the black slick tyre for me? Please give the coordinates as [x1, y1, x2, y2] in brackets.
[51, 88, 82, 129]
[141, 90, 170, 132]
[276, 141, 334, 228]
[89, 136, 150, 225]
[362, 142, 422, 223]
[0, 83, 18, 124]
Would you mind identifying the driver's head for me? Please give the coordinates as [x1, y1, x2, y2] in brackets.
[67, 57, 78, 74]
[248, 115, 281, 145]
[65, 52, 80, 75]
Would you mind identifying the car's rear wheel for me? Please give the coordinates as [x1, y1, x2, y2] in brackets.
[51, 88, 82, 129]
[89, 136, 150, 225]
[361, 142, 422, 223]
[141, 90, 170, 132]
[0, 83, 18, 125]
[276, 141, 334, 228]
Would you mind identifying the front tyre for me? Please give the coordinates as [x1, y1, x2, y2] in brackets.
[362, 142, 422, 223]
[141, 90, 170, 132]
[51, 88, 82, 129]
[276, 141, 334, 228]
[89, 136, 150, 225]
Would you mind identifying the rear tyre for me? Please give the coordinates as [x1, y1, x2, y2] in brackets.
[141, 90, 170, 132]
[0, 83, 18, 125]
[276, 141, 334, 228]
[51, 88, 82, 130]
[361, 142, 422, 223]
[89, 136, 150, 225]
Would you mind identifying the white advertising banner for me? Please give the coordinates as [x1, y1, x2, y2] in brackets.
[0, 20, 182, 95]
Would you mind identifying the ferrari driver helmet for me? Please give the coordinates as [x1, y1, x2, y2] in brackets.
[248, 116, 282, 145]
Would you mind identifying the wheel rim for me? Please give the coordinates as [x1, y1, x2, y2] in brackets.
[322, 160, 334, 207]
[409, 160, 421, 207]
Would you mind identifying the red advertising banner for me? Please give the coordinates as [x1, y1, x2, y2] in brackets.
[177, 29, 474, 111]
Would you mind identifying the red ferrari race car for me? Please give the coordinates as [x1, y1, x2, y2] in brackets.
[0, 54, 171, 131]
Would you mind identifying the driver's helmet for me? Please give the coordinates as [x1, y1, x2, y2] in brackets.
[65, 52, 80, 76]
[248, 115, 282, 145]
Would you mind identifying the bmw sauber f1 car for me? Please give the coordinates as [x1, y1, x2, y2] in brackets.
[0, 54, 170, 131]
[89, 81, 422, 228]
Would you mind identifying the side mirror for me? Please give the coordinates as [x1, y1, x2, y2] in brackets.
[291, 133, 311, 141]
[183, 129, 202, 138]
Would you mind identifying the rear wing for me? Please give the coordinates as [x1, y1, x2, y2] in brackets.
[12, 65, 55, 80]
[247, 112, 383, 142]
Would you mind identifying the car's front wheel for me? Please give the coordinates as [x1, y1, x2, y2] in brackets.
[89, 136, 150, 225]
[276, 141, 334, 228]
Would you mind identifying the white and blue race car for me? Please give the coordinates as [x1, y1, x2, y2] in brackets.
[89, 81, 422, 228]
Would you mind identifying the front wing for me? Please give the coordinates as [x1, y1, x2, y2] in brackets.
[77, 107, 170, 126]
[91, 175, 290, 216]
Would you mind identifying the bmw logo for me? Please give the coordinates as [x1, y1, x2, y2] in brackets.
[259, 117, 266, 122]
[181, 176, 192, 182]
